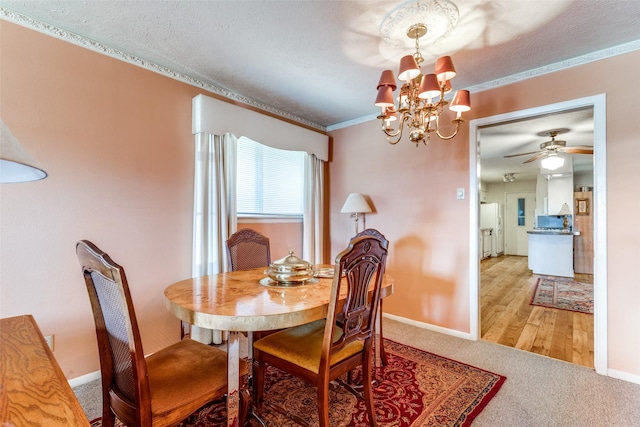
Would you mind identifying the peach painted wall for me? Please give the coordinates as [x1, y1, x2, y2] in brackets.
[329, 115, 471, 333]
[329, 49, 640, 378]
[0, 20, 201, 379]
[238, 222, 303, 262]
[0, 22, 307, 380]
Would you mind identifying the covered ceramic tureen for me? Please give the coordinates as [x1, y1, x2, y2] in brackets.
[266, 250, 314, 283]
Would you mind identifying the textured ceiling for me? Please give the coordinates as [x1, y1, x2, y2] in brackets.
[1, 0, 639, 181]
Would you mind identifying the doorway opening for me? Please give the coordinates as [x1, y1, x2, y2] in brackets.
[468, 95, 608, 374]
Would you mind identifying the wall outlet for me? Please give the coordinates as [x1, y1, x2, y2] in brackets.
[44, 334, 55, 351]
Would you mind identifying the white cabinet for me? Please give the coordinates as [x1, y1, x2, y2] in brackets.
[527, 232, 574, 278]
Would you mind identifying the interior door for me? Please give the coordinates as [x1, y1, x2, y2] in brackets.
[505, 192, 535, 256]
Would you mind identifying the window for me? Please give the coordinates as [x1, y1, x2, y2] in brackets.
[236, 136, 304, 217]
[517, 198, 525, 226]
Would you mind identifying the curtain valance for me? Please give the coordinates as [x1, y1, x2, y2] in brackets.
[192, 94, 329, 161]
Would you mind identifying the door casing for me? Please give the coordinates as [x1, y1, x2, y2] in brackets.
[468, 94, 608, 375]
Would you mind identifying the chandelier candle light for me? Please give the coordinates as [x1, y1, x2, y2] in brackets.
[375, 0, 470, 146]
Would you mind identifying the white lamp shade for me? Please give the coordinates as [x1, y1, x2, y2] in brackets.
[1, 119, 47, 183]
[340, 193, 372, 214]
[558, 203, 571, 215]
[540, 155, 564, 171]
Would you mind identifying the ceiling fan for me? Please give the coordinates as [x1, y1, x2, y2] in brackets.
[504, 131, 594, 164]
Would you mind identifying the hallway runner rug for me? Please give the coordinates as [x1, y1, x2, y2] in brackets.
[90, 339, 505, 427]
[530, 276, 594, 314]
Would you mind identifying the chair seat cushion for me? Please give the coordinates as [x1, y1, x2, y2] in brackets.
[146, 338, 246, 425]
[253, 320, 364, 374]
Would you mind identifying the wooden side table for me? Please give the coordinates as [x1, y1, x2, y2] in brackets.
[0, 315, 90, 426]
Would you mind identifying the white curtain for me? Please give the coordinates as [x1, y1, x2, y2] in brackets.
[191, 132, 237, 344]
[303, 153, 324, 264]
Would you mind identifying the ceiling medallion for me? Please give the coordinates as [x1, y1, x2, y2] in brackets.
[380, 0, 459, 47]
[375, 0, 470, 146]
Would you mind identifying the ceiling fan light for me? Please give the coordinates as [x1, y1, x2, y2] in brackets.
[541, 155, 565, 170]
[398, 55, 420, 82]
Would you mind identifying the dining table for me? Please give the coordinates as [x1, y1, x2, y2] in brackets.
[164, 265, 394, 427]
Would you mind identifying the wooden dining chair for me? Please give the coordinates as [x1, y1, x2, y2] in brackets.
[76, 240, 249, 427]
[226, 228, 271, 271]
[351, 228, 389, 366]
[252, 233, 389, 427]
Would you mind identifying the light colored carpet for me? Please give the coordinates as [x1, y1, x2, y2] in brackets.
[75, 318, 640, 426]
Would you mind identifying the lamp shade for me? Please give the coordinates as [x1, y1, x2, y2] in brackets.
[375, 86, 395, 108]
[450, 90, 471, 112]
[417, 73, 441, 99]
[398, 55, 420, 82]
[377, 69, 397, 90]
[558, 203, 571, 215]
[435, 56, 456, 81]
[0, 119, 47, 183]
[541, 155, 564, 170]
[340, 193, 372, 214]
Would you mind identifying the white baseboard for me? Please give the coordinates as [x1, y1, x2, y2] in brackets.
[607, 368, 640, 385]
[384, 313, 640, 385]
[383, 313, 473, 341]
[68, 370, 101, 389]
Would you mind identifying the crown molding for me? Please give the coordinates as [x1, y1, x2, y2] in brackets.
[4, 7, 639, 133]
[0, 8, 326, 132]
[468, 39, 640, 94]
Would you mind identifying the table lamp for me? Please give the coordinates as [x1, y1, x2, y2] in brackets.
[340, 193, 372, 234]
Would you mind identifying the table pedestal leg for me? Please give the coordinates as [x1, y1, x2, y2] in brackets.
[227, 331, 240, 427]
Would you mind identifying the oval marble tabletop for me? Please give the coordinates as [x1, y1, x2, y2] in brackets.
[164, 265, 394, 332]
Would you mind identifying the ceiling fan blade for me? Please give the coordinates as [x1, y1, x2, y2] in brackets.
[523, 152, 548, 164]
[562, 146, 594, 154]
[503, 150, 542, 158]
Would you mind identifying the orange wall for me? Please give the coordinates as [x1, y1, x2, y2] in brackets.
[329, 50, 640, 377]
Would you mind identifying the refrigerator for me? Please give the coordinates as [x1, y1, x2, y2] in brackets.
[480, 203, 504, 257]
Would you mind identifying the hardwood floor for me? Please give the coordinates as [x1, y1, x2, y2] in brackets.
[480, 255, 594, 368]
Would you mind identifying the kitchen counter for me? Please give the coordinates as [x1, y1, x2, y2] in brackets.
[527, 229, 581, 236]
[528, 232, 574, 278]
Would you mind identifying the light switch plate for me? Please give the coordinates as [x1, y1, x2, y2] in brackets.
[457, 188, 465, 200]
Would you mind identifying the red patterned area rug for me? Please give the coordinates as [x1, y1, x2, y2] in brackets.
[90, 339, 505, 427]
[530, 276, 594, 314]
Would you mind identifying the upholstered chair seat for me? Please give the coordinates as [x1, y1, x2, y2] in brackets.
[253, 320, 364, 374]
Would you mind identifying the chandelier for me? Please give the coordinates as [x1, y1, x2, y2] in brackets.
[374, 0, 470, 146]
